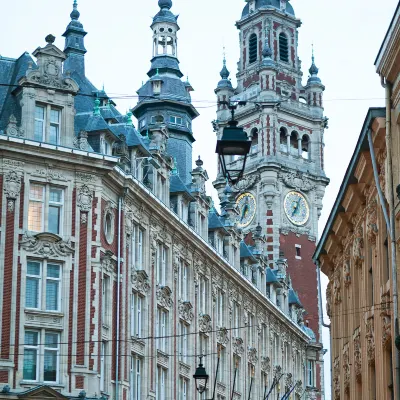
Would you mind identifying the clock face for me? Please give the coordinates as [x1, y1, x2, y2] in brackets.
[284, 191, 310, 226]
[236, 193, 257, 228]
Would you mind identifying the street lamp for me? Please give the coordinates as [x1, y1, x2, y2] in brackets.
[216, 101, 251, 186]
[193, 356, 209, 394]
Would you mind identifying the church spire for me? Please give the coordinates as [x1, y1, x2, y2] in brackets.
[63, 0, 87, 74]
[308, 45, 321, 83]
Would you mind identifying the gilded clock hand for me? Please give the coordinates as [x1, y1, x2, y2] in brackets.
[291, 198, 301, 217]
[241, 203, 249, 221]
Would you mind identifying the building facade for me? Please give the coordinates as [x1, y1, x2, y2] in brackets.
[213, 0, 329, 398]
[314, 4, 400, 400]
[0, 1, 322, 400]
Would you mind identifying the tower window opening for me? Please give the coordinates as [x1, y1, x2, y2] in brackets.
[168, 28, 173, 33]
[290, 131, 298, 156]
[301, 135, 310, 159]
[160, 28, 165, 32]
[279, 33, 289, 63]
[157, 36, 166, 55]
[166, 36, 174, 55]
[251, 128, 258, 154]
[249, 33, 258, 64]
[280, 127, 288, 153]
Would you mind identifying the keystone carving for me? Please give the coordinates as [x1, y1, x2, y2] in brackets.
[367, 200, 378, 244]
[73, 130, 90, 151]
[77, 185, 93, 225]
[353, 225, 364, 268]
[366, 317, 375, 366]
[261, 356, 271, 373]
[354, 330, 362, 383]
[178, 301, 194, 323]
[248, 347, 258, 365]
[131, 270, 150, 295]
[156, 286, 173, 309]
[5, 114, 24, 137]
[280, 170, 315, 192]
[101, 250, 115, 273]
[232, 337, 244, 356]
[20, 232, 74, 258]
[216, 327, 229, 346]
[4, 170, 22, 199]
[198, 314, 212, 333]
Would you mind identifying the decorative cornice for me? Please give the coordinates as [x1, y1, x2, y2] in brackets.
[20, 232, 74, 258]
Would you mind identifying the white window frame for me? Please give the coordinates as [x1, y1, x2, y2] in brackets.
[100, 342, 106, 392]
[307, 360, 315, 387]
[156, 366, 167, 400]
[34, 105, 46, 142]
[179, 260, 188, 300]
[102, 275, 110, 327]
[28, 183, 64, 235]
[130, 355, 142, 400]
[199, 275, 208, 315]
[157, 308, 168, 352]
[25, 260, 62, 312]
[180, 377, 188, 400]
[179, 322, 188, 364]
[169, 115, 183, 125]
[23, 330, 40, 382]
[248, 313, 255, 347]
[157, 244, 167, 286]
[132, 225, 144, 269]
[43, 331, 60, 383]
[34, 104, 62, 144]
[217, 289, 224, 327]
[131, 292, 143, 337]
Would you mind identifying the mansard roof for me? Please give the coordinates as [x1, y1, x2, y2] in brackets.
[170, 174, 194, 199]
[240, 241, 257, 262]
[241, 0, 295, 18]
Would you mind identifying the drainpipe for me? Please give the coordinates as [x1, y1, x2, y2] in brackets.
[316, 261, 330, 400]
[115, 196, 123, 399]
[369, 77, 399, 398]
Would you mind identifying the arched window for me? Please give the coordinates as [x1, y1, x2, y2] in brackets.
[166, 36, 175, 55]
[302, 135, 310, 159]
[290, 131, 298, 156]
[249, 33, 258, 64]
[280, 127, 288, 153]
[251, 128, 258, 154]
[279, 33, 289, 63]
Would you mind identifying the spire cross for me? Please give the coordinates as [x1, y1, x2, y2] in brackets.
[223, 46, 226, 66]
[311, 43, 315, 64]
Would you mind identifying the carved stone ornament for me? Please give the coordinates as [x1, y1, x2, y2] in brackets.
[33, 165, 67, 182]
[353, 225, 364, 268]
[178, 301, 194, 323]
[73, 130, 90, 151]
[4, 170, 21, 199]
[367, 200, 378, 244]
[248, 347, 258, 365]
[343, 257, 351, 288]
[280, 170, 315, 192]
[261, 356, 271, 373]
[285, 373, 293, 389]
[343, 344, 350, 394]
[20, 232, 74, 258]
[216, 327, 229, 346]
[354, 330, 362, 382]
[326, 280, 332, 318]
[381, 292, 392, 349]
[199, 314, 212, 333]
[131, 270, 150, 295]
[333, 357, 340, 400]
[333, 269, 341, 305]
[156, 285, 173, 309]
[232, 173, 260, 192]
[77, 185, 93, 213]
[366, 317, 375, 366]
[273, 365, 282, 378]
[5, 114, 24, 137]
[101, 250, 115, 273]
[232, 337, 244, 356]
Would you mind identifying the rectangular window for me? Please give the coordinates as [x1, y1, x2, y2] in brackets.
[23, 331, 39, 381]
[131, 292, 142, 337]
[233, 302, 240, 337]
[218, 346, 226, 383]
[295, 244, 302, 259]
[26, 260, 61, 312]
[248, 314, 254, 347]
[44, 332, 59, 382]
[179, 260, 188, 300]
[307, 360, 315, 387]
[199, 275, 208, 315]
[130, 355, 142, 400]
[102, 275, 110, 326]
[169, 115, 183, 125]
[157, 245, 167, 286]
[23, 330, 59, 383]
[100, 342, 106, 392]
[217, 289, 224, 327]
[132, 225, 144, 269]
[156, 366, 167, 400]
[179, 322, 188, 364]
[180, 377, 188, 400]
[34, 106, 45, 141]
[157, 308, 168, 352]
[233, 355, 241, 393]
[28, 184, 64, 235]
[49, 109, 61, 145]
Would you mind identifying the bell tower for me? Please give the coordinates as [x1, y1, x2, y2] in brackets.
[213, 2, 329, 394]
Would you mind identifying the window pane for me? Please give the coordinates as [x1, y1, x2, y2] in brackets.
[27, 261, 40, 276]
[28, 202, 43, 231]
[47, 264, 60, 278]
[49, 188, 63, 204]
[23, 349, 37, 380]
[44, 350, 57, 381]
[46, 280, 59, 310]
[30, 185, 44, 201]
[26, 278, 39, 308]
[49, 125, 59, 144]
[45, 332, 59, 347]
[48, 206, 61, 234]
[50, 109, 60, 123]
[34, 121, 44, 141]
[25, 331, 39, 346]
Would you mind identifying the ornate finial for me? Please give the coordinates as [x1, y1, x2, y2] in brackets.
[308, 44, 319, 77]
[195, 156, 204, 169]
[158, 0, 172, 10]
[93, 98, 101, 116]
[71, 0, 80, 20]
[220, 48, 230, 80]
[45, 34, 56, 45]
[156, 68, 160, 76]
[126, 111, 133, 125]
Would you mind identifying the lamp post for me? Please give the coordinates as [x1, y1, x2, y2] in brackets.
[193, 356, 209, 395]
[216, 101, 251, 186]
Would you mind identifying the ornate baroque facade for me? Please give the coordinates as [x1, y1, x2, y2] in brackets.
[0, 1, 322, 399]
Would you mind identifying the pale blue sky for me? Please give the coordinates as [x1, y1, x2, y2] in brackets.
[2, 0, 399, 398]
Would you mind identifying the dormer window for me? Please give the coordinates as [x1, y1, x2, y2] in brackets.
[34, 105, 61, 145]
[249, 33, 258, 64]
[169, 115, 183, 125]
[101, 137, 111, 155]
[140, 119, 146, 129]
[279, 33, 289, 63]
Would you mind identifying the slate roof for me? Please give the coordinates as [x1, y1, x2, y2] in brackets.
[208, 207, 227, 232]
[241, 0, 295, 18]
[240, 241, 257, 262]
[266, 267, 279, 284]
[0, 53, 35, 130]
[138, 76, 190, 104]
[301, 325, 316, 341]
[170, 174, 194, 199]
[289, 288, 303, 307]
